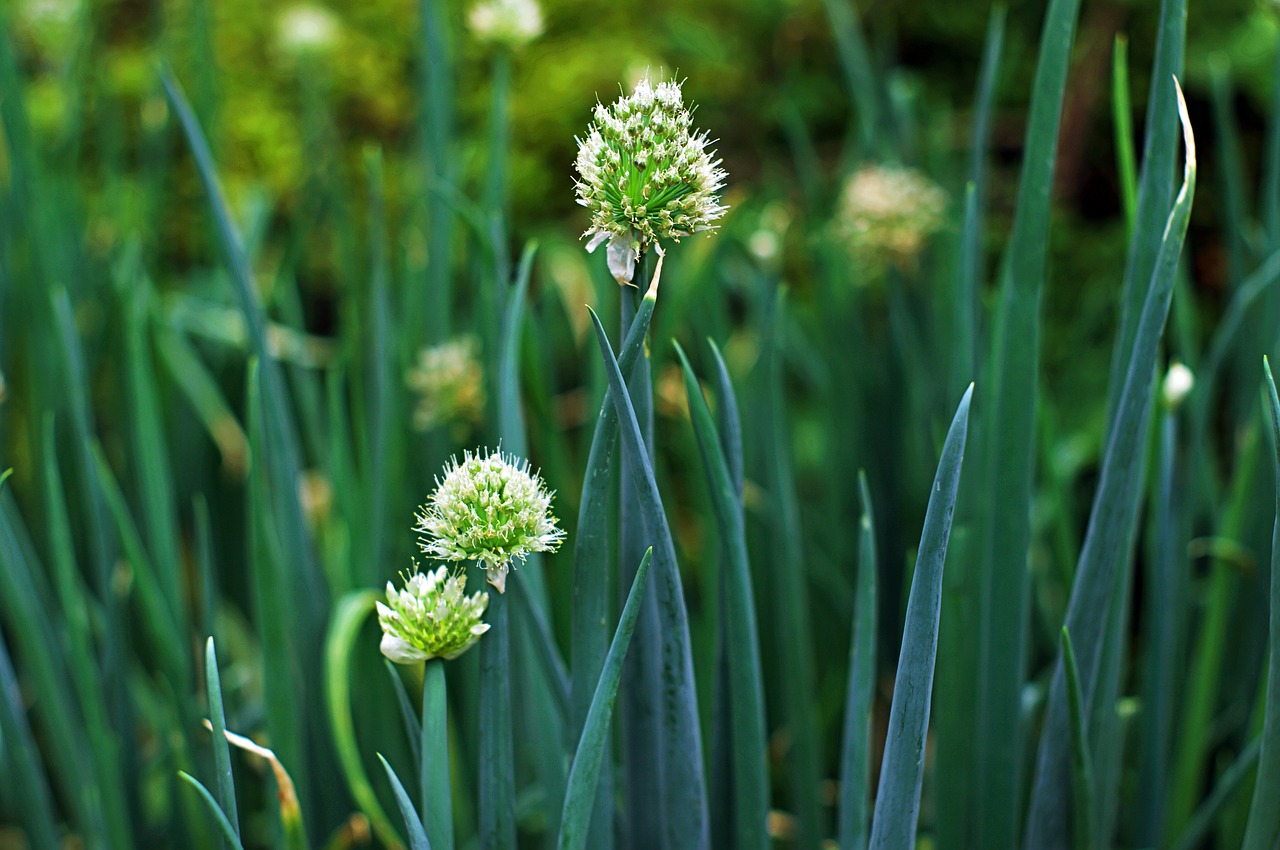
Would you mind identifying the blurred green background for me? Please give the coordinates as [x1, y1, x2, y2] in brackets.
[9, 0, 1280, 439]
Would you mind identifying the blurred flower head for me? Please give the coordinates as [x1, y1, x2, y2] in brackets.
[1162, 361, 1195, 409]
[297, 470, 333, 529]
[14, 0, 81, 59]
[835, 164, 947, 277]
[575, 74, 727, 283]
[0, 369, 7, 406]
[377, 565, 490, 663]
[415, 448, 565, 592]
[468, 0, 543, 49]
[276, 4, 341, 58]
[406, 336, 485, 433]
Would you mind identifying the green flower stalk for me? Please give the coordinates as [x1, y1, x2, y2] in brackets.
[575, 74, 728, 283]
[377, 566, 491, 663]
[415, 448, 565, 592]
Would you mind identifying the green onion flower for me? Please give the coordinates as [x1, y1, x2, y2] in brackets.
[377, 566, 490, 663]
[574, 74, 728, 283]
[415, 448, 565, 593]
[835, 163, 947, 277]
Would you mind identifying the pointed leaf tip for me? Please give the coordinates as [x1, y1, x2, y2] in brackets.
[1173, 76, 1195, 180]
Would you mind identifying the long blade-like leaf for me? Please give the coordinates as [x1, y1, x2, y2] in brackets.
[1112, 36, 1138, 231]
[1242, 358, 1280, 850]
[839, 472, 878, 850]
[569, 269, 659, 849]
[1169, 738, 1261, 850]
[324, 592, 404, 850]
[675, 341, 769, 850]
[205, 638, 241, 845]
[868, 384, 973, 850]
[559, 549, 653, 850]
[973, 0, 1081, 842]
[1024, 80, 1196, 850]
[760, 286, 823, 849]
[0, 629, 61, 849]
[590, 306, 709, 850]
[937, 10, 1004, 845]
[379, 754, 432, 850]
[178, 772, 248, 850]
[1103, 0, 1188, 426]
[0, 483, 105, 840]
[1061, 628, 1097, 850]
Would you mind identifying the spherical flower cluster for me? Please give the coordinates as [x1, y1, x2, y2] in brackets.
[468, 0, 543, 49]
[406, 336, 485, 433]
[0, 369, 6, 406]
[574, 75, 728, 284]
[377, 566, 490, 663]
[415, 448, 565, 593]
[835, 164, 947, 276]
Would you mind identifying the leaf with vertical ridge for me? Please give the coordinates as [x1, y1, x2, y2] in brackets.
[1024, 80, 1196, 850]
[590, 306, 709, 850]
[839, 472, 878, 850]
[569, 271, 658, 850]
[675, 341, 768, 850]
[868, 385, 972, 850]
[973, 0, 1081, 843]
[559, 549, 652, 850]
[205, 638, 241, 846]
[1241, 358, 1280, 850]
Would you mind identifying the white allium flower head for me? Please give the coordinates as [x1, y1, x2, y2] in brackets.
[468, 0, 543, 49]
[377, 565, 490, 663]
[836, 163, 947, 274]
[574, 74, 728, 284]
[406, 336, 486, 432]
[415, 448, 565, 593]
